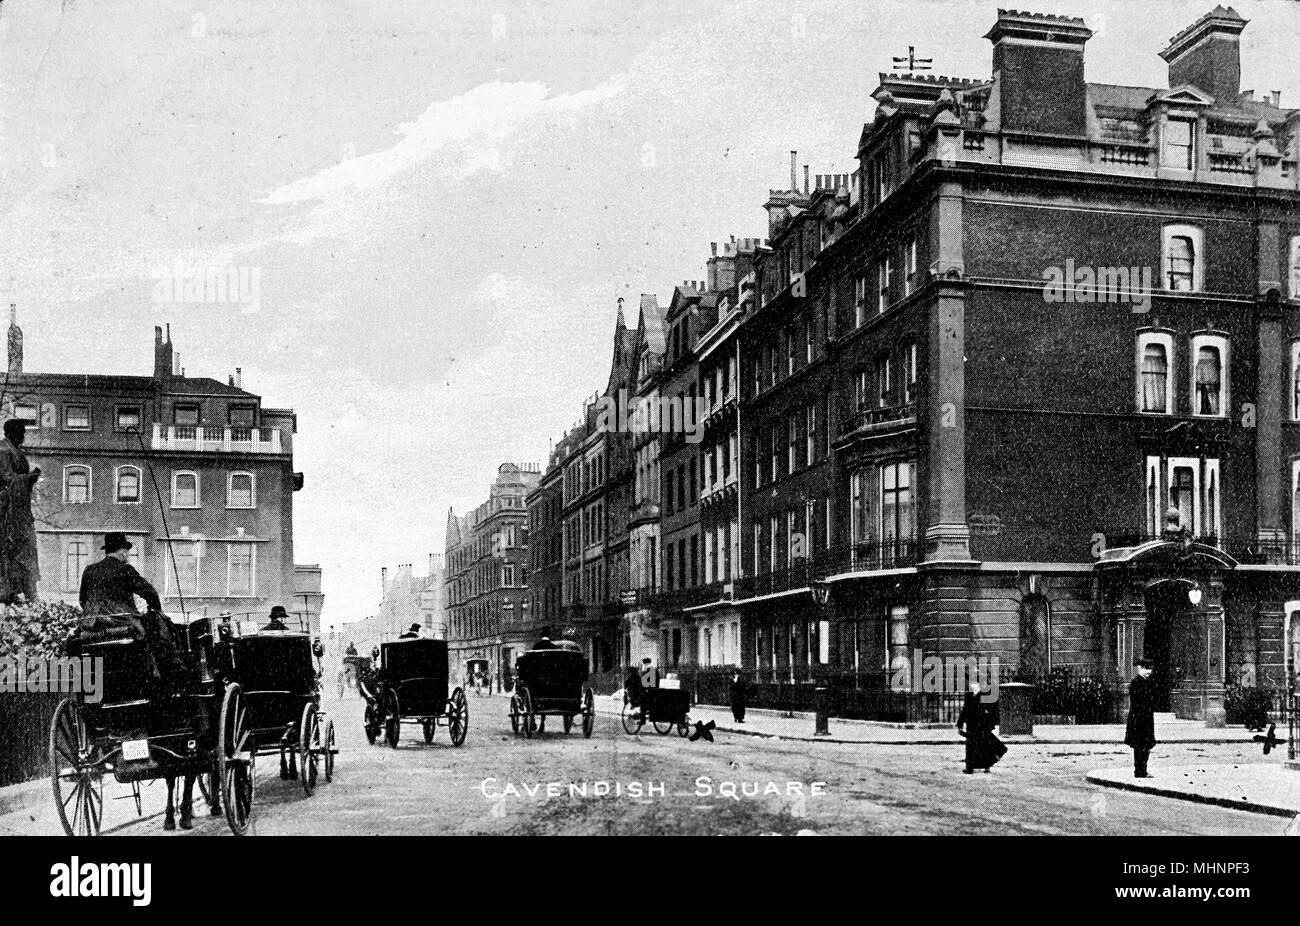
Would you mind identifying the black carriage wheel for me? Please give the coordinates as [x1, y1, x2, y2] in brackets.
[323, 718, 336, 783]
[652, 718, 672, 735]
[364, 704, 378, 745]
[448, 687, 468, 747]
[582, 688, 595, 739]
[219, 684, 256, 836]
[49, 698, 103, 837]
[509, 694, 521, 735]
[562, 713, 572, 734]
[423, 720, 435, 744]
[299, 703, 319, 797]
[620, 694, 643, 735]
[384, 690, 400, 749]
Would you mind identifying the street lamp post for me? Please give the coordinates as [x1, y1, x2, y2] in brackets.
[495, 636, 504, 694]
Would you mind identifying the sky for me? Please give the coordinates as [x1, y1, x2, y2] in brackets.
[2, 0, 1298, 623]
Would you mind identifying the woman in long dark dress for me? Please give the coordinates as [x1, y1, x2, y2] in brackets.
[729, 670, 748, 723]
[957, 681, 1007, 773]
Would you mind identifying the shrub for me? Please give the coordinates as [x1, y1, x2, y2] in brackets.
[1011, 665, 1113, 723]
[0, 599, 84, 660]
[1224, 683, 1275, 730]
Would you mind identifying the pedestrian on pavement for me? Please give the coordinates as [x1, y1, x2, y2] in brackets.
[729, 669, 749, 723]
[957, 680, 1006, 774]
[1125, 657, 1157, 778]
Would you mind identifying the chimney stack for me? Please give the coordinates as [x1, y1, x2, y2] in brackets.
[986, 10, 1093, 137]
[153, 324, 174, 381]
[7, 305, 22, 375]
[789, 150, 798, 191]
[235, 367, 242, 389]
[803, 164, 810, 196]
[1160, 7, 1248, 105]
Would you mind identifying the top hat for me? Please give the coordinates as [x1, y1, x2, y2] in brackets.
[1134, 657, 1155, 669]
[408, 622, 422, 632]
[269, 605, 289, 619]
[102, 532, 133, 553]
[641, 657, 652, 665]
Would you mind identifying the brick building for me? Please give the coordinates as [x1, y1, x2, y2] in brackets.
[445, 463, 539, 689]
[7, 320, 306, 629]
[524, 7, 1300, 719]
[723, 6, 1300, 720]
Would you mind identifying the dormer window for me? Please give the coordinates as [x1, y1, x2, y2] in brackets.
[1161, 117, 1196, 170]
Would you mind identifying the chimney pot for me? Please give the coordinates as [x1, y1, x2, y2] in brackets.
[789, 150, 798, 190]
[803, 164, 810, 195]
[7, 305, 21, 375]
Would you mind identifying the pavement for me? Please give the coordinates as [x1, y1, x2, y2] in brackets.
[1087, 764, 1300, 818]
[593, 697, 1266, 746]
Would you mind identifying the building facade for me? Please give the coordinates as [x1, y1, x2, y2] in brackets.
[524, 7, 1300, 720]
[7, 321, 304, 628]
[445, 463, 539, 689]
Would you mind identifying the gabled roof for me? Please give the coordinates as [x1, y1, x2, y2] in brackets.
[638, 294, 666, 355]
[444, 507, 465, 549]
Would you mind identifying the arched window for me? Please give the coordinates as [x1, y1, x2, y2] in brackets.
[115, 466, 141, 504]
[1190, 333, 1229, 418]
[1162, 224, 1204, 292]
[63, 465, 91, 504]
[1136, 332, 1173, 414]
[227, 472, 255, 508]
[1019, 595, 1052, 676]
[171, 471, 199, 508]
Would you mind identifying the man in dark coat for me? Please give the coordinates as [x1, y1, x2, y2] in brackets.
[263, 605, 291, 631]
[729, 670, 749, 723]
[399, 622, 422, 639]
[1125, 657, 1157, 778]
[0, 418, 41, 603]
[78, 532, 187, 681]
[957, 680, 1007, 773]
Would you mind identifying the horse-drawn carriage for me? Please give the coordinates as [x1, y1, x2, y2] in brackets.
[361, 638, 468, 748]
[214, 619, 335, 796]
[621, 685, 691, 736]
[509, 641, 595, 738]
[50, 613, 253, 836]
[341, 654, 371, 697]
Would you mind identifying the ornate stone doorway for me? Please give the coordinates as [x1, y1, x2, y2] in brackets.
[1142, 579, 1206, 713]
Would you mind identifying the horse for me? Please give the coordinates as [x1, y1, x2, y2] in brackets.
[163, 768, 222, 831]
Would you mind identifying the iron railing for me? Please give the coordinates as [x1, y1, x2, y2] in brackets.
[675, 667, 965, 724]
[0, 692, 63, 787]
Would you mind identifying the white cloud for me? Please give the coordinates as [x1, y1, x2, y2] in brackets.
[259, 78, 626, 207]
